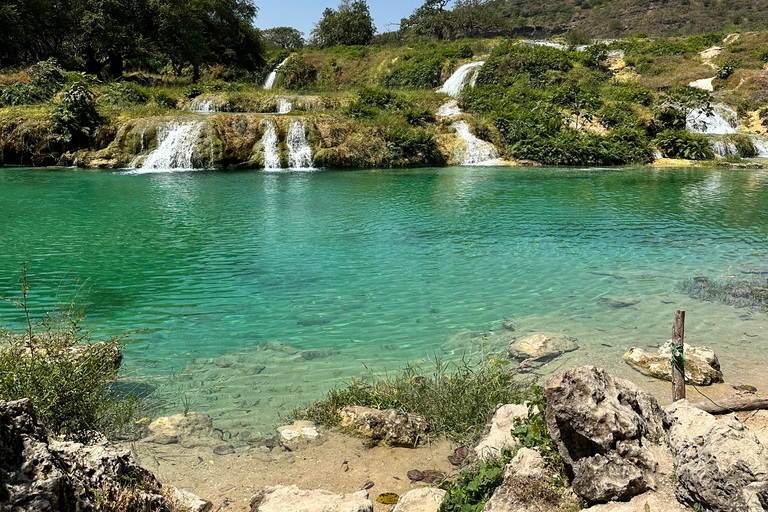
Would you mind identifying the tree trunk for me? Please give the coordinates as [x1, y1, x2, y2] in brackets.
[193, 64, 200, 83]
[108, 50, 124, 79]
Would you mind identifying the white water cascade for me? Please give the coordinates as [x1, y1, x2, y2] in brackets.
[138, 121, 205, 171]
[287, 121, 314, 170]
[452, 121, 499, 165]
[436, 99, 461, 118]
[263, 58, 290, 90]
[438, 61, 485, 98]
[188, 96, 218, 113]
[277, 98, 293, 114]
[750, 135, 768, 157]
[687, 104, 739, 135]
[261, 121, 281, 171]
[710, 139, 738, 157]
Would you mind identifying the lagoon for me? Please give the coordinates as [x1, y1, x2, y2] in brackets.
[1, 166, 766, 439]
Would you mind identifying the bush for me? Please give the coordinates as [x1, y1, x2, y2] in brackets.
[0, 58, 66, 106]
[0, 82, 35, 106]
[154, 91, 177, 109]
[384, 125, 442, 165]
[0, 266, 142, 440]
[476, 43, 575, 86]
[382, 43, 475, 89]
[50, 75, 102, 145]
[724, 133, 757, 158]
[292, 357, 534, 445]
[100, 82, 149, 106]
[654, 129, 714, 160]
[276, 56, 317, 90]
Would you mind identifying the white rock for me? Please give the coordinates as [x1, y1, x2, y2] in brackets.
[276, 421, 321, 451]
[167, 487, 213, 512]
[391, 488, 446, 512]
[250, 485, 372, 512]
[474, 404, 528, 460]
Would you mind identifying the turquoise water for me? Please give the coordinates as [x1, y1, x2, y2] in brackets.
[1, 166, 767, 437]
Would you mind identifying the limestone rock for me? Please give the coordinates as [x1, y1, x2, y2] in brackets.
[250, 485, 372, 512]
[623, 341, 723, 385]
[484, 448, 580, 512]
[146, 412, 220, 448]
[473, 403, 529, 460]
[339, 406, 429, 447]
[507, 333, 578, 370]
[664, 400, 768, 512]
[276, 421, 321, 451]
[391, 488, 446, 512]
[167, 487, 214, 512]
[545, 366, 663, 505]
[580, 486, 687, 512]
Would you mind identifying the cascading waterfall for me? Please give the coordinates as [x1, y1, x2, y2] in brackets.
[138, 121, 205, 171]
[750, 135, 768, 157]
[188, 96, 218, 113]
[710, 139, 738, 157]
[436, 99, 461, 117]
[277, 98, 292, 114]
[687, 104, 739, 135]
[286, 121, 314, 170]
[261, 121, 281, 171]
[263, 58, 290, 90]
[452, 121, 499, 165]
[438, 61, 485, 98]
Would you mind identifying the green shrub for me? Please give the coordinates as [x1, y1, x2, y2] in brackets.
[384, 125, 442, 165]
[598, 102, 644, 129]
[291, 357, 534, 445]
[0, 266, 143, 440]
[343, 101, 379, 119]
[50, 75, 102, 145]
[654, 129, 714, 160]
[476, 42, 574, 86]
[100, 82, 149, 106]
[154, 91, 177, 109]
[0, 58, 66, 106]
[603, 82, 653, 106]
[0, 82, 36, 106]
[724, 133, 757, 158]
[276, 57, 317, 90]
[383, 55, 444, 88]
[402, 107, 434, 126]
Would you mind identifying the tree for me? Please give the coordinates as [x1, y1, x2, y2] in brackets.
[311, 0, 375, 48]
[656, 86, 714, 131]
[399, 0, 452, 40]
[263, 26, 305, 49]
[451, 0, 505, 38]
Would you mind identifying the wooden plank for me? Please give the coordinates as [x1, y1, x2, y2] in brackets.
[671, 310, 686, 402]
[692, 395, 768, 414]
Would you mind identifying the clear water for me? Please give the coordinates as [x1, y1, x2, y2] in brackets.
[1, 166, 767, 439]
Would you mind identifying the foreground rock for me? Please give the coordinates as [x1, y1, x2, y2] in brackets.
[507, 333, 579, 370]
[0, 398, 210, 512]
[473, 403, 529, 460]
[250, 485, 372, 512]
[623, 341, 723, 385]
[391, 488, 446, 512]
[145, 411, 222, 448]
[276, 420, 322, 451]
[664, 400, 768, 511]
[484, 448, 580, 512]
[339, 406, 429, 447]
[545, 366, 664, 505]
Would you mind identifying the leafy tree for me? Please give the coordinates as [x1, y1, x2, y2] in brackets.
[263, 26, 305, 48]
[312, 0, 375, 47]
[399, 0, 452, 40]
[655, 86, 713, 131]
[451, 0, 505, 38]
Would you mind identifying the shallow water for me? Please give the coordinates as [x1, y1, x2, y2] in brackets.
[1, 166, 767, 439]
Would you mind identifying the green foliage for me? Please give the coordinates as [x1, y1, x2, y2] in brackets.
[654, 129, 714, 160]
[292, 357, 534, 445]
[153, 91, 177, 109]
[263, 26, 305, 49]
[276, 57, 318, 90]
[100, 82, 149, 106]
[382, 43, 474, 89]
[384, 125, 442, 165]
[476, 42, 575, 86]
[564, 28, 592, 47]
[724, 133, 757, 158]
[312, 0, 376, 48]
[50, 75, 102, 145]
[0, 58, 66, 106]
[716, 58, 739, 80]
[0, 266, 143, 440]
[0, 83, 35, 107]
[440, 454, 509, 512]
[655, 86, 713, 131]
[603, 82, 652, 106]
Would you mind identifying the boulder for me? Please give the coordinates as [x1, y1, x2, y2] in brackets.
[339, 406, 429, 447]
[623, 341, 723, 385]
[276, 421, 322, 451]
[146, 412, 221, 448]
[473, 403, 529, 460]
[0, 398, 209, 512]
[664, 400, 768, 512]
[250, 485, 372, 512]
[507, 333, 579, 370]
[484, 448, 580, 512]
[167, 487, 214, 512]
[391, 488, 446, 512]
[580, 486, 687, 512]
[545, 366, 664, 505]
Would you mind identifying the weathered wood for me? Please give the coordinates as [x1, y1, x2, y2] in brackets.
[692, 395, 768, 414]
[671, 310, 686, 402]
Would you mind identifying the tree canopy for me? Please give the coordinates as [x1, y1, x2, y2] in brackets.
[263, 26, 305, 49]
[311, 0, 376, 48]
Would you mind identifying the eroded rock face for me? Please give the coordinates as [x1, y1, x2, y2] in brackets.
[623, 341, 723, 385]
[473, 403, 529, 460]
[146, 412, 221, 448]
[339, 406, 429, 447]
[544, 366, 664, 505]
[276, 420, 322, 451]
[391, 488, 446, 512]
[664, 400, 768, 512]
[250, 485, 372, 512]
[507, 333, 579, 370]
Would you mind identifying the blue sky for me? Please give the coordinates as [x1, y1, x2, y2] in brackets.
[256, 0, 425, 37]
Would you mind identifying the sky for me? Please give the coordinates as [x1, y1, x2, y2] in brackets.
[255, 0, 425, 37]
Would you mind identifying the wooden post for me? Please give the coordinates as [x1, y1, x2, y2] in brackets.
[672, 310, 686, 402]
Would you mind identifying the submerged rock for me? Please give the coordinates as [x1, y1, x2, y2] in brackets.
[473, 403, 529, 460]
[545, 366, 664, 505]
[300, 347, 340, 360]
[392, 488, 446, 512]
[250, 485, 372, 512]
[664, 400, 768, 512]
[276, 420, 322, 451]
[507, 333, 579, 370]
[623, 341, 723, 385]
[597, 296, 640, 308]
[261, 339, 299, 355]
[339, 406, 429, 447]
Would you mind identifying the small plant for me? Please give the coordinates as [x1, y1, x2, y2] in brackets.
[100, 82, 149, 106]
[50, 74, 102, 145]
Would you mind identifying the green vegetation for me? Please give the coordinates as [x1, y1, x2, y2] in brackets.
[0, 265, 144, 440]
[679, 276, 768, 311]
[291, 357, 534, 445]
[312, 0, 376, 48]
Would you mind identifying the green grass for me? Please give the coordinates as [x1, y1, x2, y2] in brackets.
[291, 356, 535, 445]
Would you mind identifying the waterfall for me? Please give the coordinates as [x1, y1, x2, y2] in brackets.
[687, 104, 739, 135]
[750, 135, 768, 157]
[277, 98, 292, 114]
[263, 58, 290, 90]
[436, 99, 461, 117]
[286, 121, 314, 170]
[710, 139, 738, 157]
[452, 121, 499, 165]
[438, 61, 485, 98]
[189, 96, 218, 113]
[261, 121, 281, 171]
[138, 121, 205, 171]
